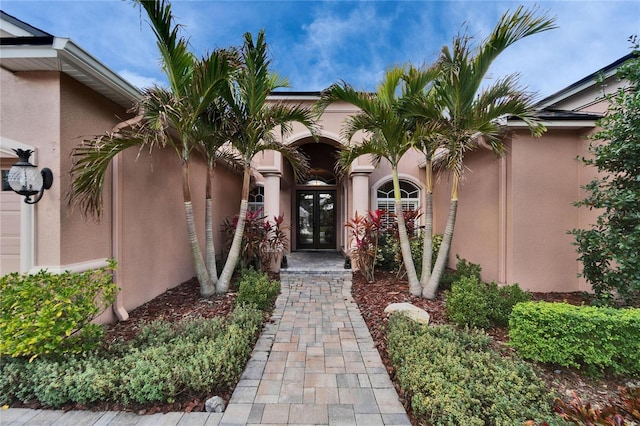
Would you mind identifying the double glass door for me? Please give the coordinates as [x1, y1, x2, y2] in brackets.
[296, 190, 336, 249]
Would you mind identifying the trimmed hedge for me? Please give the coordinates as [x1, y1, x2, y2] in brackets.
[387, 314, 560, 425]
[509, 301, 640, 376]
[0, 260, 118, 359]
[0, 304, 263, 406]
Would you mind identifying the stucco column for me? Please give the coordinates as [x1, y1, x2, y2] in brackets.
[350, 165, 375, 216]
[261, 170, 281, 221]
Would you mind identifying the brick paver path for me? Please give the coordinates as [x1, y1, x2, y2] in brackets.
[1, 255, 410, 426]
[218, 270, 411, 425]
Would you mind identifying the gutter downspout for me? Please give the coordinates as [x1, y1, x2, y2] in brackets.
[498, 155, 507, 285]
[111, 151, 128, 321]
[109, 118, 142, 322]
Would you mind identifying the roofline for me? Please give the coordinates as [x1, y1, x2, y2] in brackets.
[507, 120, 597, 129]
[0, 35, 142, 107]
[0, 10, 52, 37]
[53, 37, 142, 104]
[537, 52, 637, 109]
[269, 91, 322, 101]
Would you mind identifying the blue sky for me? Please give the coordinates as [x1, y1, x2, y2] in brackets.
[2, 1, 638, 100]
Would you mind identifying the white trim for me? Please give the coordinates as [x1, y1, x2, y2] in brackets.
[0, 136, 36, 273]
[29, 258, 110, 275]
[507, 120, 597, 129]
[370, 174, 423, 213]
[268, 94, 320, 101]
[0, 20, 34, 36]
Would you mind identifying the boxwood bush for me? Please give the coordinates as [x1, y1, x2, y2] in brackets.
[509, 301, 640, 375]
[0, 304, 263, 407]
[236, 267, 281, 311]
[445, 276, 531, 329]
[387, 314, 561, 425]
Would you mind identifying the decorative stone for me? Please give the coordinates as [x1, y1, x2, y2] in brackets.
[384, 302, 430, 325]
[205, 396, 226, 413]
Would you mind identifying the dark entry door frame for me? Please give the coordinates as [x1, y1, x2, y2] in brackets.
[296, 189, 336, 250]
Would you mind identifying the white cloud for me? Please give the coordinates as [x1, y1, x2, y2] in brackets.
[117, 70, 164, 90]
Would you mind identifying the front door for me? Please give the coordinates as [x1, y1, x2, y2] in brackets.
[296, 190, 336, 249]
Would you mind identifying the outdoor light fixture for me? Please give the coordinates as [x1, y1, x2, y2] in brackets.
[7, 149, 53, 204]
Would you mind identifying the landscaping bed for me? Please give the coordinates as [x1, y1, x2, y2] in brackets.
[351, 270, 636, 424]
[4, 269, 634, 423]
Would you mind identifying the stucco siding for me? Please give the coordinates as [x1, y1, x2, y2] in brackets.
[509, 130, 583, 292]
[0, 69, 61, 267]
[59, 73, 124, 265]
[446, 150, 501, 283]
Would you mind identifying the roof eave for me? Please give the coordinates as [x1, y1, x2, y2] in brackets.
[506, 119, 598, 130]
[53, 38, 142, 106]
[0, 36, 142, 107]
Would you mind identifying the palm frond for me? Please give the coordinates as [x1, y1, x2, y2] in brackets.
[336, 138, 385, 175]
[473, 6, 557, 82]
[135, 0, 195, 94]
[316, 82, 376, 116]
[68, 133, 145, 218]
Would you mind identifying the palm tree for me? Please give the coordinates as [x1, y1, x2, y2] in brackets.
[400, 65, 442, 288]
[215, 29, 318, 293]
[69, 0, 233, 297]
[317, 66, 436, 296]
[405, 6, 556, 299]
[198, 95, 243, 287]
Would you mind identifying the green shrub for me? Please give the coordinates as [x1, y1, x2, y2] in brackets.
[376, 233, 442, 278]
[387, 314, 559, 425]
[440, 255, 482, 291]
[445, 276, 531, 329]
[0, 304, 264, 407]
[236, 268, 281, 311]
[509, 302, 640, 375]
[445, 276, 491, 328]
[0, 260, 118, 359]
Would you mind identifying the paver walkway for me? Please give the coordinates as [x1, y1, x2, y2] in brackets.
[1, 252, 410, 426]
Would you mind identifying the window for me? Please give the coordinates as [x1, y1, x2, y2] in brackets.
[376, 179, 420, 230]
[248, 186, 264, 214]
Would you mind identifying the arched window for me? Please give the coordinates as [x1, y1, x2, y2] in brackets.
[376, 179, 420, 229]
[248, 186, 264, 213]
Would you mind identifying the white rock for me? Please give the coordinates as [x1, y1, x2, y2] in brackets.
[205, 396, 226, 413]
[384, 302, 430, 325]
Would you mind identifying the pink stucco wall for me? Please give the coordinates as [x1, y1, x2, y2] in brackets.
[2, 68, 243, 323]
[60, 73, 117, 266]
[436, 127, 599, 293]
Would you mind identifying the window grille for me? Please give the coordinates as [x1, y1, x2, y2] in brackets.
[248, 186, 264, 214]
[376, 180, 420, 231]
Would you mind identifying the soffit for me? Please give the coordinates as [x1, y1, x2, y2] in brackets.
[0, 38, 141, 108]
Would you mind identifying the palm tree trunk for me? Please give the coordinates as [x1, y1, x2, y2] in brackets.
[217, 165, 251, 293]
[423, 175, 459, 299]
[205, 165, 218, 284]
[393, 170, 421, 296]
[420, 158, 433, 287]
[182, 161, 215, 297]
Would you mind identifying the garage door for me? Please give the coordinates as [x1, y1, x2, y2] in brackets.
[1, 157, 21, 275]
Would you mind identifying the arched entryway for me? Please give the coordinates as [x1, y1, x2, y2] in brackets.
[292, 139, 341, 251]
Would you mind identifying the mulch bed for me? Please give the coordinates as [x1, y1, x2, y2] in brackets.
[11, 271, 633, 420]
[351, 270, 633, 423]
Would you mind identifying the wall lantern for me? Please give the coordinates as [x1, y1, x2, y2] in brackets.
[7, 149, 53, 204]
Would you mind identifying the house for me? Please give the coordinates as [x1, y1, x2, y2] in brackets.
[1, 10, 633, 324]
[250, 55, 633, 294]
[0, 11, 242, 323]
